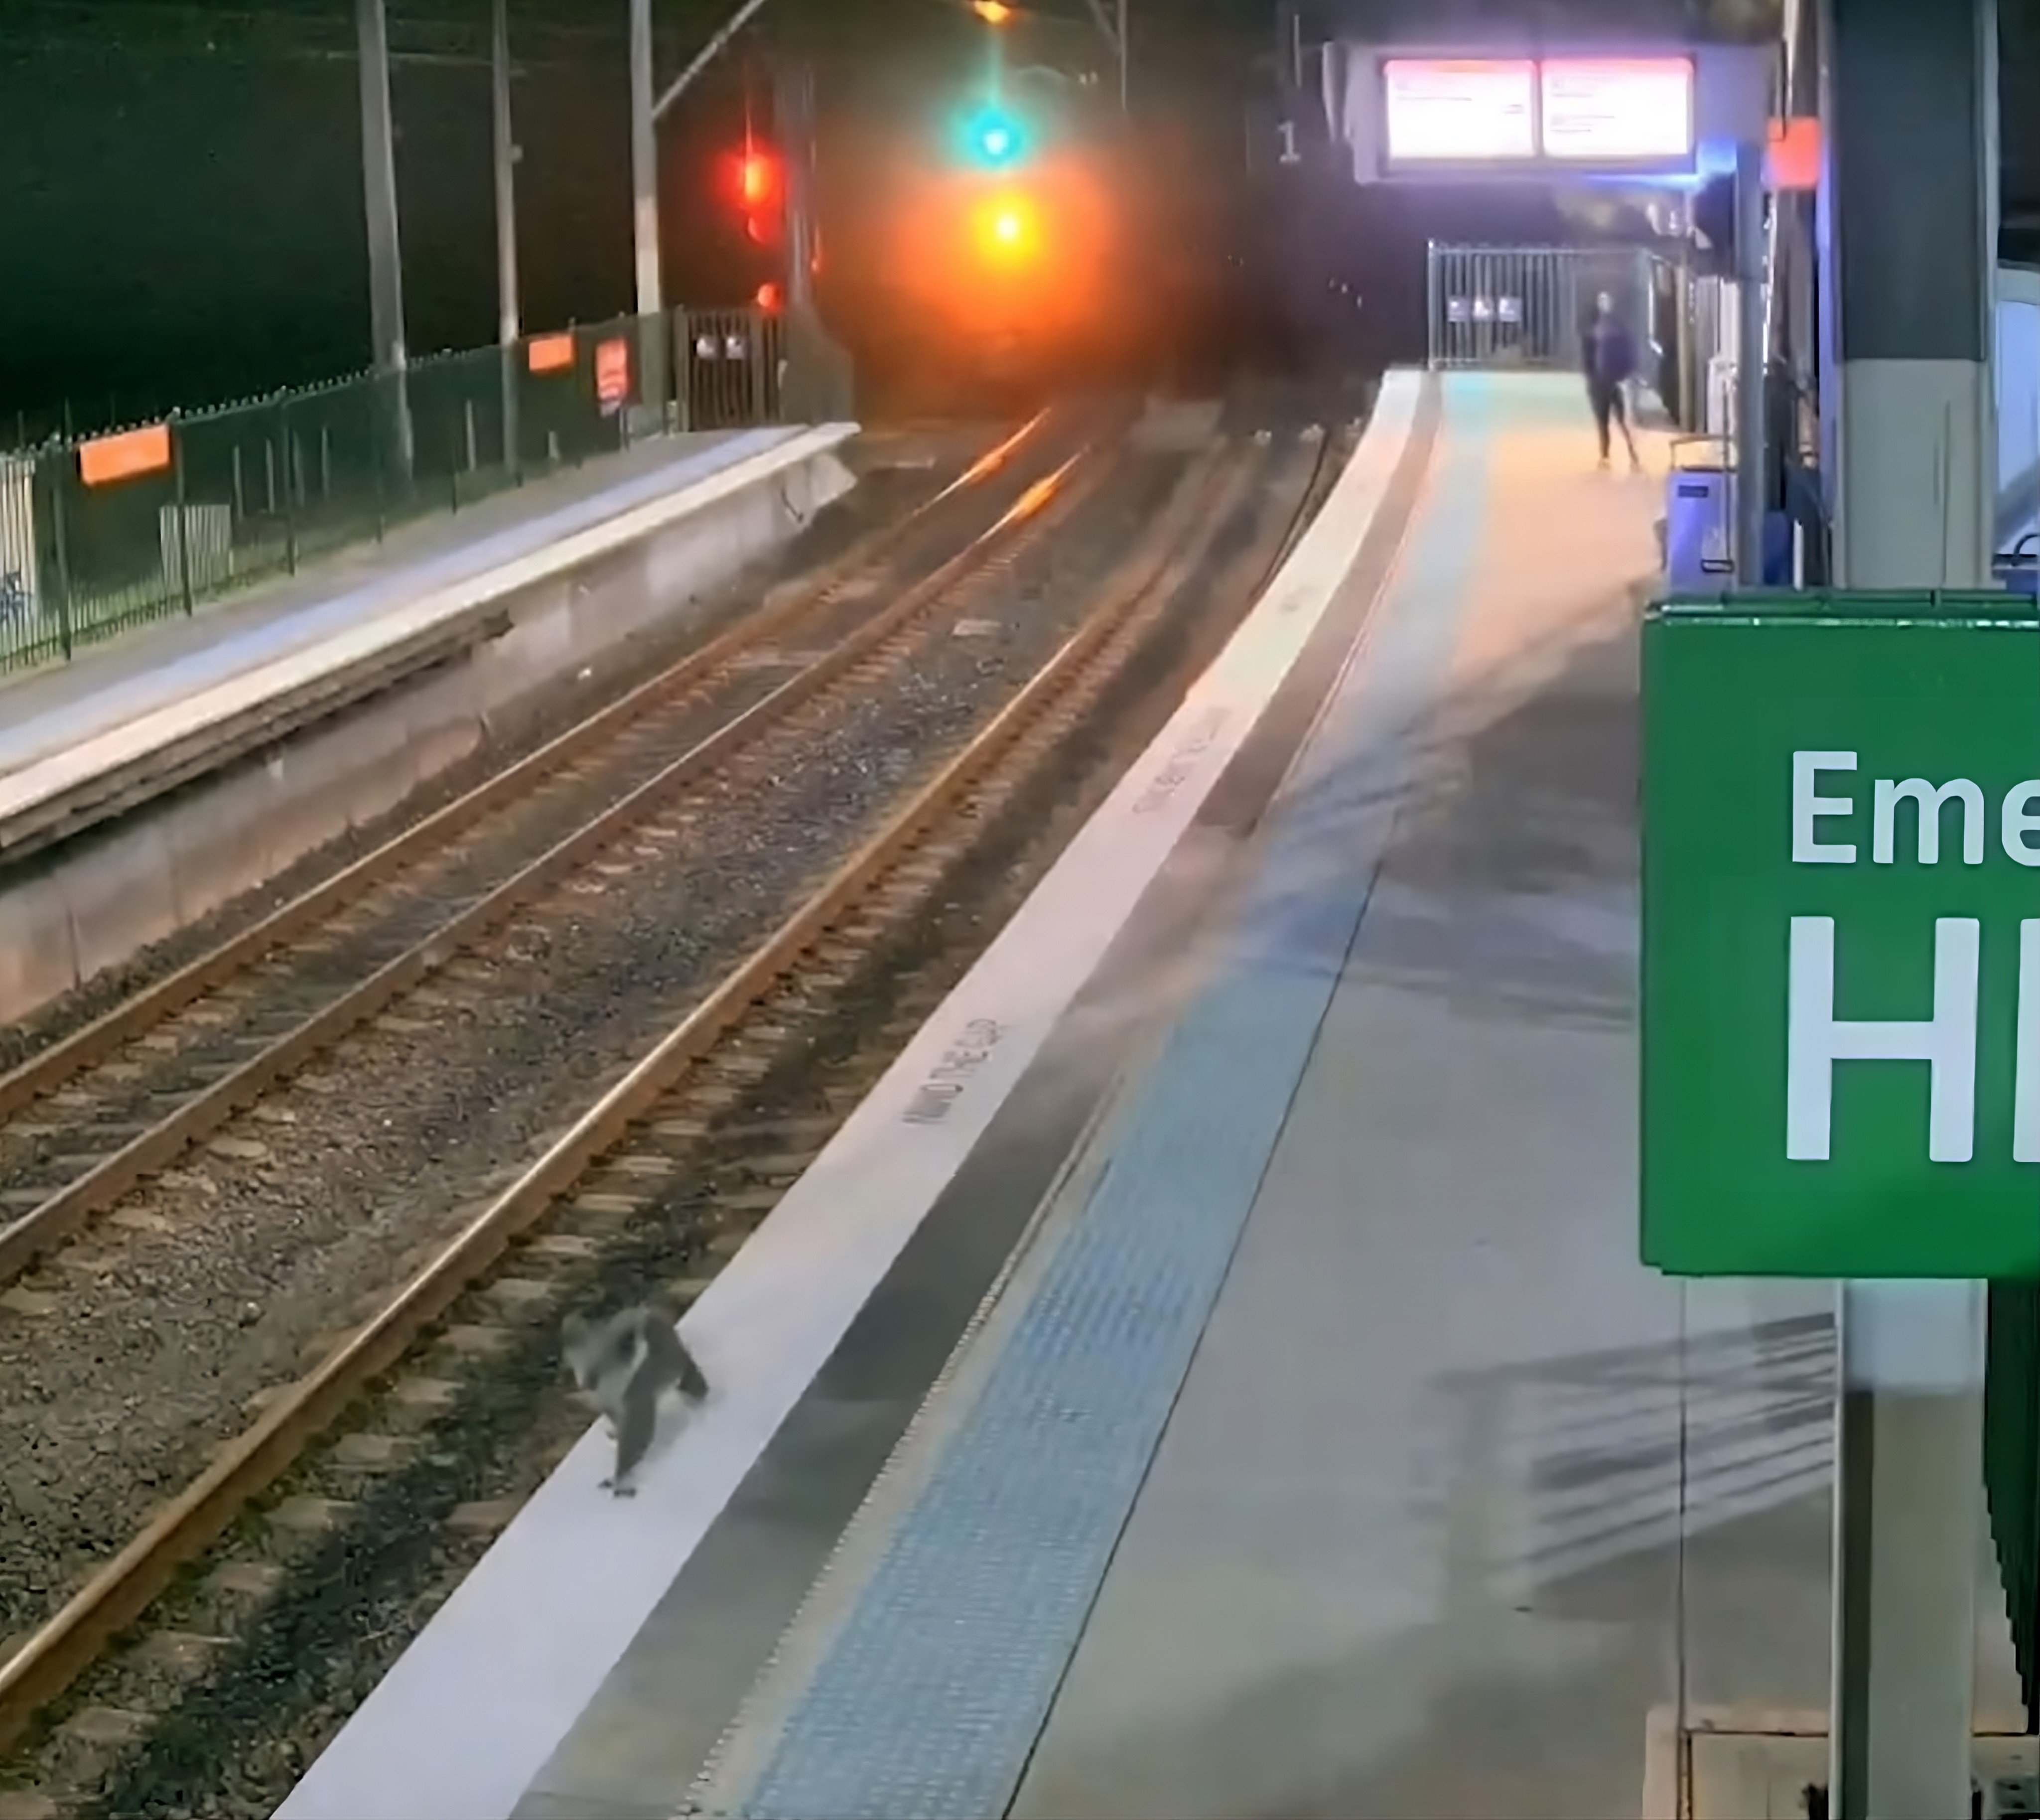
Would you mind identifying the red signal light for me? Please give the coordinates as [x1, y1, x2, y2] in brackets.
[731, 146, 783, 246]
[756, 280, 783, 314]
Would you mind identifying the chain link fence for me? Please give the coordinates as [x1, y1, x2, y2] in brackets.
[0, 304, 839, 678]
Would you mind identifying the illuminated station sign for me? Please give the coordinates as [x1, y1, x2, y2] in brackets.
[1380, 58, 1535, 162]
[1382, 53, 1696, 172]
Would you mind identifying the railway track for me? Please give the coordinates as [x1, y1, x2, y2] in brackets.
[0, 418, 1350, 1815]
[0, 412, 1093, 1293]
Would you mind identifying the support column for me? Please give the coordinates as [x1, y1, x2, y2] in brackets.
[1832, 1287, 1989, 1819]
[1818, 0, 1998, 1815]
[775, 56, 845, 423]
[1820, 0, 1996, 591]
[491, 0, 521, 474]
[356, 0, 411, 478]
[628, 0, 670, 426]
[779, 58, 816, 317]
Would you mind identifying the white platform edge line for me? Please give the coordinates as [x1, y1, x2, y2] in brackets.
[272, 372, 1427, 1820]
[0, 426, 797, 781]
[0, 424, 848, 815]
[0, 424, 856, 825]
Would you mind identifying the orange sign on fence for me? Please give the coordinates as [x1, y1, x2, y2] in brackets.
[78, 422, 172, 488]
[527, 332, 575, 374]
[595, 338, 631, 413]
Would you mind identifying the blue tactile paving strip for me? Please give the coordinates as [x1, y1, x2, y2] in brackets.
[726, 381, 1496, 1820]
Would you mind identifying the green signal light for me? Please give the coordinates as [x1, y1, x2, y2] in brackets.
[962, 105, 1027, 169]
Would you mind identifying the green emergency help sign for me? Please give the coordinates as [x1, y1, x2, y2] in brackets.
[1642, 590, 2040, 1278]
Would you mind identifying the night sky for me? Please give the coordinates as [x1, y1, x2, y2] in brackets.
[0, 0, 1277, 442]
[1, 0, 2031, 443]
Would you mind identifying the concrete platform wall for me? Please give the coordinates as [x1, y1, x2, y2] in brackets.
[0, 441, 857, 1024]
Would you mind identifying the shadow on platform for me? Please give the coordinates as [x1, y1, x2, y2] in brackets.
[1227, 605, 1639, 1035]
[1018, 1316, 1835, 1820]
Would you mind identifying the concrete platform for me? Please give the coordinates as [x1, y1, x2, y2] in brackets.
[0, 426, 849, 835]
[274, 371, 2028, 1820]
[1011, 376, 1679, 1820]
[0, 433, 734, 782]
[0, 422, 856, 1023]
[675, 374, 2021, 1820]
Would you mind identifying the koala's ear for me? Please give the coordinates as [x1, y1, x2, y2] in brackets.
[561, 1312, 588, 1344]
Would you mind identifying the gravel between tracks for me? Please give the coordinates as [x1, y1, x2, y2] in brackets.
[8, 429, 1336, 1820]
[0, 441, 1190, 1651]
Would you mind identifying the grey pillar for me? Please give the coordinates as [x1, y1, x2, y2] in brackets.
[492, 0, 520, 348]
[492, 0, 521, 472]
[628, 0, 670, 427]
[776, 57, 844, 424]
[356, 0, 412, 476]
[779, 58, 816, 316]
[1820, 0, 1996, 591]
[1818, 0, 1998, 1815]
[629, 0, 661, 321]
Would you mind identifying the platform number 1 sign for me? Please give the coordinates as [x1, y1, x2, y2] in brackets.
[1642, 592, 2040, 1278]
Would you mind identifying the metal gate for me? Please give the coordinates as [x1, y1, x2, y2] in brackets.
[1426, 244, 1653, 372]
[674, 308, 784, 431]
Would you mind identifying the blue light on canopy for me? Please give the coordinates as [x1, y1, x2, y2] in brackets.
[1560, 137, 1740, 192]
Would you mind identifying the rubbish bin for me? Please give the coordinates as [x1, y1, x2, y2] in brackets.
[1662, 433, 1796, 587]
[2000, 533, 2038, 599]
[1663, 436, 1734, 588]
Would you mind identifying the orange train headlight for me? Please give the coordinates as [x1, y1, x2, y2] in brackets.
[970, 190, 1042, 262]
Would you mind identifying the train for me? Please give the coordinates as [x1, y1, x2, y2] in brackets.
[812, 115, 1250, 412]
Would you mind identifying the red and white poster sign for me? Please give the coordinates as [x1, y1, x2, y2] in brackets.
[595, 337, 631, 414]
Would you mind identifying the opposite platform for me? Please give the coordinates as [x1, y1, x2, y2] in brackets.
[0, 423, 850, 850]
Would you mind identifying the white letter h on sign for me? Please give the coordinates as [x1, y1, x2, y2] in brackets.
[1786, 916, 1979, 1163]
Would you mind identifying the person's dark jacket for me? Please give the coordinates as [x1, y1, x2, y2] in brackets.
[1583, 314, 1638, 389]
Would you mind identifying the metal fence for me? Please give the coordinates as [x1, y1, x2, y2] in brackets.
[1425, 244, 1650, 372]
[1425, 241, 1744, 438]
[0, 304, 816, 678]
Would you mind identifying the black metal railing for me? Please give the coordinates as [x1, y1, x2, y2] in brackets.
[0, 304, 837, 678]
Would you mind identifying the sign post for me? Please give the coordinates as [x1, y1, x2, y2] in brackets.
[1642, 587, 2026, 1815]
[355, 0, 413, 483]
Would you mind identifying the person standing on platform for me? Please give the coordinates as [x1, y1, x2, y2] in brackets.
[1582, 291, 1642, 473]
